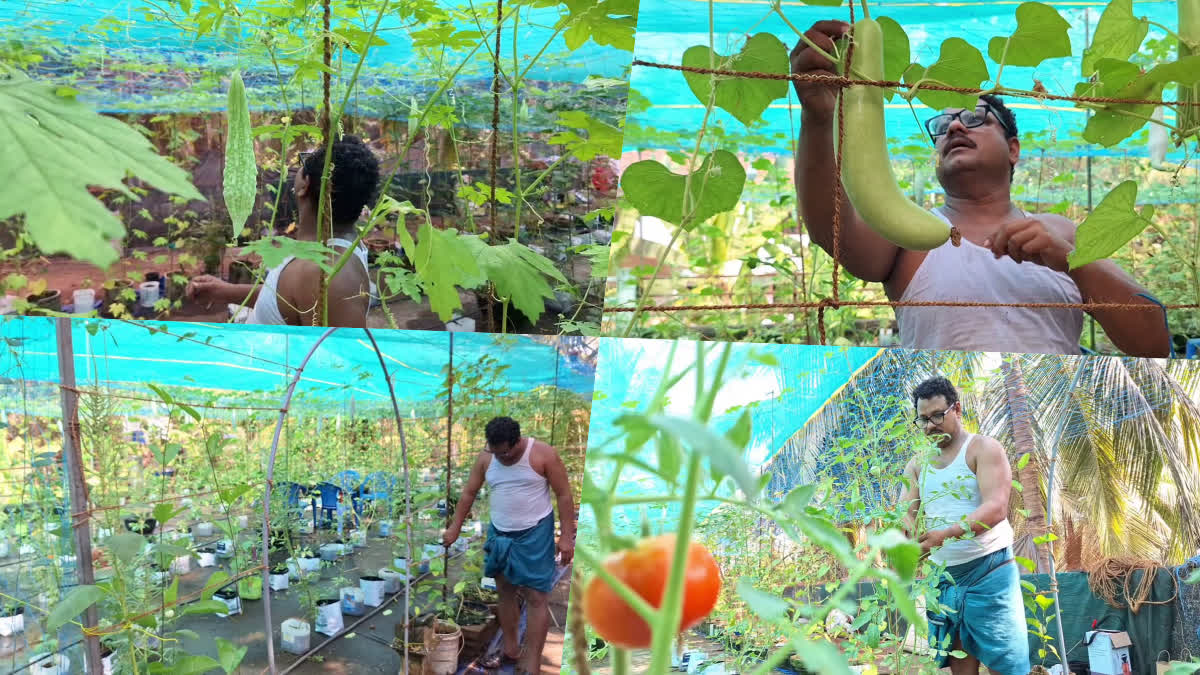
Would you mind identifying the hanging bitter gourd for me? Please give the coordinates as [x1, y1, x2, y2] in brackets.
[223, 70, 257, 239]
[836, 19, 951, 251]
[1178, 0, 1200, 140]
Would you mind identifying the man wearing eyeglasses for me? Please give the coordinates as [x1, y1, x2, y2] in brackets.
[897, 377, 1029, 675]
[791, 21, 1168, 357]
[442, 416, 576, 674]
[185, 135, 379, 327]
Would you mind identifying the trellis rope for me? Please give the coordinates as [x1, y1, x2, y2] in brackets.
[1088, 556, 1180, 615]
[620, 23, 1199, 348]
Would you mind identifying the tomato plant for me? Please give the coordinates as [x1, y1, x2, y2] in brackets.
[582, 533, 721, 648]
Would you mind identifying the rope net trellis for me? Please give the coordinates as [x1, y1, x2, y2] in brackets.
[611, 21, 1200, 348]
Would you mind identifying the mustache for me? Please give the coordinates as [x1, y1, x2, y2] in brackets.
[942, 133, 975, 155]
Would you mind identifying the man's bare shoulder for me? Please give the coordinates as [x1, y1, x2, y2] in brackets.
[968, 434, 1007, 463]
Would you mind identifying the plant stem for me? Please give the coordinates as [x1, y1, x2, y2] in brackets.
[621, 227, 685, 337]
[510, 4, 524, 243]
[646, 449, 704, 673]
[612, 647, 632, 675]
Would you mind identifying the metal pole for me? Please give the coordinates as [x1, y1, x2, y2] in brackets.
[1045, 356, 1087, 669]
[55, 318, 103, 674]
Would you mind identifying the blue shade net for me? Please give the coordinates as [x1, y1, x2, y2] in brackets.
[0, 0, 633, 129]
[581, 338, 878, 538]
[623, 0, 1189, 202]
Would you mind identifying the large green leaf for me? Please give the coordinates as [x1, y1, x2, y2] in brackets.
[45, 584, 104, 632]
[216, 637, 248, 673]
[878, 17, 910, 102]
[1076, 56, 1200, 146]
[148, 655, 222, 675]
[238, 237, 336, 273]
[0, 71, 203, 268]
[558, 0, 638, 52]
[183, 599, 231, 616]
[463, 237, 569, 323]
[1081, 0, 1149, 77]
[107, 532, 147, 565]
[987, 3, 1071, 68]
[548, 111, 623, 162]
[736, 580, 789, 621]
[1067, 180, 1155, 270]
[620, 151, 746, 231]
[642, 414, 759, 501]
[907, 38, 990, 111]
[681, 33, 790, 127]
[397, 222, 485, 321]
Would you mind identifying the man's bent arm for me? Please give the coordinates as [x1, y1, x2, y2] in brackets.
[541, 445, 576, 541]
[898, 458, 921, 537]
[448, 453, 488, 534]
[796, 110, 902, 283]
[1068, 260, 1170, 358]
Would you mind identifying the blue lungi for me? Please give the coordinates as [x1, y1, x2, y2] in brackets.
[483, 512, 556, 593]
[927, 547, 1031, 675]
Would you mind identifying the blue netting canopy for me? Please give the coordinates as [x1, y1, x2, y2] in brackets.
[625, 0, 1186, 159]
[0, 317, 597, 419]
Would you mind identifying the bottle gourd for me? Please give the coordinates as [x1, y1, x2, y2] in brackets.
[836, 18, 950, 251]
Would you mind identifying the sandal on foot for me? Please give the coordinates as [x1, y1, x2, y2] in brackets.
[480, 650, 521, 670]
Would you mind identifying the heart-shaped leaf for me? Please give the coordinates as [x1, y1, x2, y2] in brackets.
[878, 17, 910, 102]
[987, 2, 1071, 68]
[1081, 0, 1148, 77]
[907, 39, 990, 111]
[620, 151, 746, 230]
[1068, 180, 1154, 269]
[682, 33, 790, 127]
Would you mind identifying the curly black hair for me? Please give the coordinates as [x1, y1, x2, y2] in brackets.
[485, 416, 521, 449]
[980, 94, 1018, 180]
[911, 376, 960, 411]
[301, 135, 381, 225]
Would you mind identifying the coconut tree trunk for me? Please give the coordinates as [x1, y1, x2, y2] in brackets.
[1065, 517, 1084, 571]
[1001, 356, 1052, 572]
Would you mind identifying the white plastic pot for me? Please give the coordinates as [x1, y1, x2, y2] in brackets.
[0, 541, 9, 558]
[378, 520, 393, 537]
[285, 558, 300, 580]
[18, 544, 34, 557]
[422, 543, 442, 561]
[340, 587, 365, 616]
[379, 567, 404, 593]
[314, 598, 343, 636]
[193, 522, 213, 537]
[237, 515, 249, 529]
[349, 530, 366, 548]
[298, 555, 322, 575]
[360, 575, 385, 607]
[270, 570, 290, 591]
[215, 590, 241, 618]
[171, 554, 192, 575]
[197, 549, 217, 567]
[319, 543, 342, 561]
[481, 576, 498, 592]
[28, 653, 69, 674]
[281, 618, 311, 654]
[0, 608, 24, 637]
[101, 651, 115, 675]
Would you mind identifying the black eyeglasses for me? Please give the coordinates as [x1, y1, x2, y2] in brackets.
[913, 404, 956, 427]
[924, 105, 1011, 143]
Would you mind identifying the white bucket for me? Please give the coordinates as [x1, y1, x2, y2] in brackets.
[340, 587, 365, 616]
[171, 554, 192, 575]
[393, 557, 409, 574]
[481, 576, 497, 591]
[320, 543, 342, 561]
[0, 541, 8, 558]
[350, 530, 367, 548]
[18, 544, 34, 557]
[360, 575, 385, 607]
[0, 609, 24, 637]
[379, 568, 403, 593]
[237, 515, 248, 529]
[379, 520, 393, 537]
[423, 543, 442, 560]
[193, 522, 213, 537]
[314, 598, 343, 636]
[215, 539, 234, 558]
[102, 652, 115, 675]
[197, 549, 216, 567]
[298, 555, 322, 575]
[215, 591, 241, 618]
[281, 618, 311, 654]
[28, 653, 70, 674]
[137, 282, 160, 308]
[269, 570, 290, 591]
[72, 289, 95, 312]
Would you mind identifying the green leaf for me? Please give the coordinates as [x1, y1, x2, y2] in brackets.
[1035, 594, 1056, 611]
[782, 484, 816, 513]
[643, 414, 759, 501]
[559, 0, 638, 52]
[397, 223, 485, 321]
[681, 33, 790, 127]
[909, 39, 990, 111]
[1067, 181, 1154, 269]
[550, 111, 623, 161]
[216, 637, 248, 673]
[183, 599, 231, 616]
[165, 576, 179, 607]
[460, 237, 569, 324]
[736, 580, 789, 621]
[878, 17, 910, 102]
[45, 584, 104, 632]
[0, 71, 203, 268]
[882, 539, 921, 582]
[1081, 0, 1148, 76]
[107, 532, 146, 565]
[152, 503, 186, 526]
[1014, 556, 1037, 573]
[151, 442, 181, 466]
[239, 237, 336, 273]
[201, 571, 231, 598]
[620, 151, 747, 231]
[950, 650, 969, 659]
[726, 410, 752, 449]
[987, 3, 1071, 68]
[152, 655, 223, 675]
[886, 578, 927, 636]
[1074, 56, 1200, 146]
[787, 635, 855, 674]
[1185, 568, 1200, 585]
[146, 383, 174, 405]
[218, 484, 254, 507]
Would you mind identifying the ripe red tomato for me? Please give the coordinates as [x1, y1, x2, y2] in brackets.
[581, 533, 721, 649]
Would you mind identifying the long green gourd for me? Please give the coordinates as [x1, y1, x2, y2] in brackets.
[836, 18, 951, 251]
[1179, 0, 1199, 139]
[223, 70, 256, 239]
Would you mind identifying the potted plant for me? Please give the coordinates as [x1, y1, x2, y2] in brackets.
[0, 602, 24, 637]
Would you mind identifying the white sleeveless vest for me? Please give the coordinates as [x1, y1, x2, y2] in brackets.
[920, 433, 1014, 566]
[485, 437, 554, 532]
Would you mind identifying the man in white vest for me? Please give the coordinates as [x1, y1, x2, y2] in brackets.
[443, 416, 576, 674]
[898, 377, 1030, 675]
[790, 20, 1168, 357]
